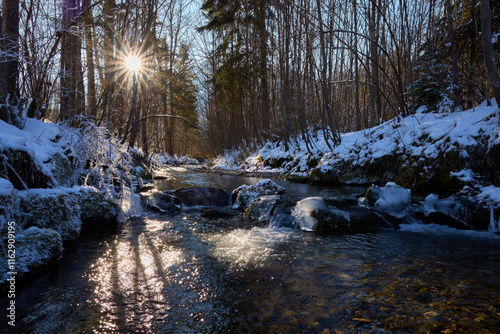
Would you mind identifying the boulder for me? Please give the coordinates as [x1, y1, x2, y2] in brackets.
[173, 187, 230, 207]
[77, 189, 118, 233]
[413, 211, 472, 230]
[18, 187, 119, 241]
[145, 190, 181, 213]
[21, 191, 82, 241]
[415, 193, 487, 229]
[232, 179, 285, 210]
[245, 195, 294, 226]
[292, 196, 400, 235]
[361, 182, 411, 212]
[1, 227, 63, 284]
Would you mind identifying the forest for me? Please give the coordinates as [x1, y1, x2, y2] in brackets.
[2, 1, 500, 332]
[0, 0, 499, 156]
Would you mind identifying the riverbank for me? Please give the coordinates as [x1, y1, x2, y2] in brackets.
[212, 101, 500, 231]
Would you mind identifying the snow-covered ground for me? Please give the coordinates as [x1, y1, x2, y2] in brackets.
[216, 101, 499, 174]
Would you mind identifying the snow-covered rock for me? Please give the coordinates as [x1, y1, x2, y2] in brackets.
[145, 190, 182, 213]
[232, 179, 285, 210]
[18, 187, 118, 240]
[1, 227, 63, 284]
[246, 195, 294, 226]
[21, 190, 83, 241]
[360, 182, 412, 213]
[292, 197, 351, 234]
[292, 196, 400, 235]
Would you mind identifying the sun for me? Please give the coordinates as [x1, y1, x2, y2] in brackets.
[125, 55, 142, 72]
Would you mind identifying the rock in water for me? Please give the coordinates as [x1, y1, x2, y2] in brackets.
[232, 179, 285, 210]
[145, 191, 181, 213]
[173, 187, 230, 207]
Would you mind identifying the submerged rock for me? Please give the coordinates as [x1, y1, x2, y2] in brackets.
[173, 187, 230, 207]
[200, 207, 236, 220]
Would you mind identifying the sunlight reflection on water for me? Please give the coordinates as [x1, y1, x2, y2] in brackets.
[82, 217, 230, 333]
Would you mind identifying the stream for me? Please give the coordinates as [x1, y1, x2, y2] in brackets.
[2, 166, 500, 333]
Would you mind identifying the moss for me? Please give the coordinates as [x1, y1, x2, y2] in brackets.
[2, 149, 51, 189]
[0, 227, 63, 284]
[310, 167, 341, 186]
[23, 193, 82, 241]
[76, 190, 118, 232]
[50, 153, 73, 186]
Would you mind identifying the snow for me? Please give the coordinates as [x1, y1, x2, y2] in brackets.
[218, 100, 499, 181]
[291, 197, 350, 232]
[0, 178, 14, 196]
[373, 182, 412, 212]
[477, 185, 500, 203]
[291, 197, 326, 231]
[0, 119, 71, 179]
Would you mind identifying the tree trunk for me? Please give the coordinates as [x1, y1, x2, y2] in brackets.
[2, 0, 19, 100]
[480, 0, 500, 106]
[60, 0, 85, 123]
[84, 2, 97, 115]
[446, 0, 462, 110]
[258, 0, 270, 138]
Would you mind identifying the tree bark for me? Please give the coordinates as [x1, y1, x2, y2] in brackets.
[84, 2, 97, 115]
[446, 0, 462, 110]
[479, 0, 500, 105]
[2, 0, 19, 100]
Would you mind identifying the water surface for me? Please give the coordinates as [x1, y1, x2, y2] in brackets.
[2, 168, 500, 333]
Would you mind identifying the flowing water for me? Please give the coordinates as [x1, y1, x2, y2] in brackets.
[2, 166, 500, 333]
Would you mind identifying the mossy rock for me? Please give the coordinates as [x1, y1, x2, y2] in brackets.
[310, 167, 340, 186]
[22, 192, 82, 241]
[77, 189, 118, 232]
[50, 152, 73, 186]
[1, 149, 51, 189]
[0, 227, 63, 284]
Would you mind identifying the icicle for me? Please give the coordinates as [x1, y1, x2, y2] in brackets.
[489, 203, 497, 233]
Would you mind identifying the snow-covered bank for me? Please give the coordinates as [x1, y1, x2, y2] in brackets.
[0, 118, 151, 284]
[213, 102, 500, 230]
